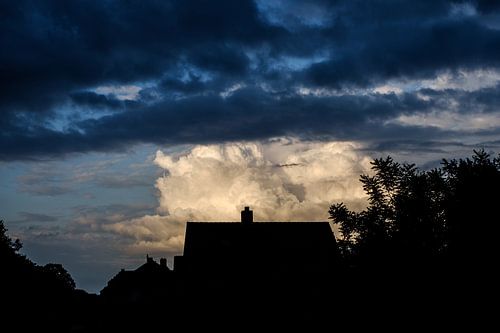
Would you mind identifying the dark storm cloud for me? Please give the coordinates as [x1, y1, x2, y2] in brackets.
[303, 19, 500, 88]
[70, 92, 125, 110]
[1, 0, 500, 159]
[6, 85, 493, 160]
[5, 83, 500, 160]
[367, 140, 475, 154]
[476, 0, 500, 13]
[0, 0, 278, 111]
[462, 84, 500, 112]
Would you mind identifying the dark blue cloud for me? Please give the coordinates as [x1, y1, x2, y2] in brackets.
[6, 84, 499, 160]
[303, 19, 500, 88]
[70, 92, 125, 110]
[1, 0, 500, 160]
[476, 0, 500, 13]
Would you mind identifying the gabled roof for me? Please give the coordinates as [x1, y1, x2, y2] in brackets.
[181, 222, 338, 273]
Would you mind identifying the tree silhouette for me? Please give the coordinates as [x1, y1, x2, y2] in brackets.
[0, 220, 33, 276]
[41, 263, 76, 290]
[1, 220, 84, 332]
[329, 150, 500, 269]
[0, 220, 22, 253]
[441, 150, 500, 268]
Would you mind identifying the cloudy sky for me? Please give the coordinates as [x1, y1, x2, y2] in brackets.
[1, 0, 500, 292]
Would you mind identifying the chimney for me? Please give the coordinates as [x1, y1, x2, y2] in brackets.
[241, 206, 253, 224]
[160, 258, 167, 267]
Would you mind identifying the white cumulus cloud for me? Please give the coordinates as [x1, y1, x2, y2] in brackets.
[104, 138, 372, 255]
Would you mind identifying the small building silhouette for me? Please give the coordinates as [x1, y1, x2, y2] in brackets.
[174, 207, 338, 279]
[100, 255, 171, 303]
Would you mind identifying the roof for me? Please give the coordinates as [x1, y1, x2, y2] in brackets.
[181, 222, 338, 273]
[135, 259, 168, 274]
[100, 257, 171, 298]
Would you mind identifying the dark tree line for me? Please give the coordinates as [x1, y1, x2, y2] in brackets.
[0, 221, 97, 332]
[329, 149, 500, 271]
[0, 221, 76, 292]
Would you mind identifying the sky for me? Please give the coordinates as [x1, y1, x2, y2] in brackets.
[1, 0, 500, 292]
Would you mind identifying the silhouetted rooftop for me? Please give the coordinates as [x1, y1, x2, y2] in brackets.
[100, 255, 171, 299]
[177, 220, 338, 274]
[184, 221, 334, 255]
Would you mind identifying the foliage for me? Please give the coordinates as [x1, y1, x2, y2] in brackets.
[41, 263, 77, 290]
[0, 220, 76, 290]
[329, 150, 500, 267]
[0, 220, 22, 254]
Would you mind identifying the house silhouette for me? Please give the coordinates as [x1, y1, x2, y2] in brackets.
[98, 207, 340, 329]
[100, 255, 172, 303]
[174, 207, 339, 279]
[101, 207, 339, 309]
